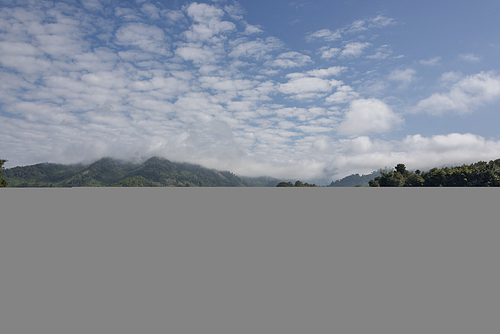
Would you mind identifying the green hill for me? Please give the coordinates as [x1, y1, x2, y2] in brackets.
[328, 170, 381, 187]
[3, 157, 282, 187]
[368, 159, 500, 187]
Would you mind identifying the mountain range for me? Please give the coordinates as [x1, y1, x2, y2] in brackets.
[2, 157, 283, 187]
[2, 156, 383, 187]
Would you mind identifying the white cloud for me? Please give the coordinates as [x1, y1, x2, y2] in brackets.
[306, 15, 396, 43]
[115, 23, 171, 56]
[278, 77, 342, 100]
[318, 47, 340, 59]
[183, 2, 236, 42]
[325, 85, 359, 104]
[186, 2, 225, 23]
[306, 29, 342, 42]
[345, 19, 367, 33]
[344, 136, 372, 153]
[439, 71, 462, 84]
[419, 57, 441, 66]
[368, 15, 396, 28]
[337, 98, 403, 136]
[229, 37, 284, 59]
[81, 0, 103, 12]
[306, 66, 347, 78]
[224, 3, 244, 20]
[0, 41, 40, 56]
[458, 53, 481, 62]
[264, 51, 312, 68]
[330, 133, 500, 180]
[388, 68, 416, 83]
[161, 9, 185, 24]
[413, 72, 500, 115]
[340, 42, 371, 58]
[175, 44, 218, 65]
[140, 4, 160, 20]
[398, 133, 500, 170]
[243, 23, 263, 35]
[115, 7, 142, 21]
[366, 45, 392, 60]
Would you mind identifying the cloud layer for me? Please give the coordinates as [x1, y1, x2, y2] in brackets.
[1, 0, 499, 182]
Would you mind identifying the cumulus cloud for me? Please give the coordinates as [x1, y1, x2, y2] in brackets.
[82, 0, 103, 12]
[115, 23, 171, 56]
[329, 133, 500, 180]
[419, 57, 441, 66]
[264, 51, 312, 68]
[413, 72, 500, 114]
[340, 42, 371, 58]
[337, 98, 403, 136]
[243, 23, 263, 35]
[279, 77, 342, 100]
[345, 19, 367, 33]
[183, 2, 236, 42]
[306, 29, 342, 42]
[306, 66, 347, 77]
[368, 15, 396, 28]
[366, 45, 392, 60]
[175, 44, 218, 65]
[161, 9, 185, 24]
[458, 53, 481, 62]
[140, 3, 160, 20]
[229, 37, 284, 59]
[398, 133, 500, 169]
[224, 3, 245, 20]
[318, 47, 341, 59]
[439, 71, 462, 84]
[306, 15, 396, 43]
[388, 68, 416, 83]
[325, 85, 359, 104]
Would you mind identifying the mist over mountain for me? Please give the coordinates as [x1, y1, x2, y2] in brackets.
[2, 157, 283, 187]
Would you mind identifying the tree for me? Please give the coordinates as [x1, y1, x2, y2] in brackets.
[0, 159, 8, 187]
[276, 180, 318, 187]
[277, 181, 294, 187]
[368, 159, 500, 187]
[395, 163, 410, 177]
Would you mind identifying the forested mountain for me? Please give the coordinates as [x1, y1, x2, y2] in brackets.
[369, 159, 500, 187]
[2, 157, 282, 187]
[328, 171, 381, 187]
[276, 180, 319, 187]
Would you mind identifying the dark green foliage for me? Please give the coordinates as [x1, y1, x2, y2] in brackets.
[0, 159, 7, 188]
[2, 157, 284, 187]
[2, 161, 85, 187]
[276, 180, 318, 187]
[369, 159, 500, 187]
[276, 181, 294, 187]
[329, 170, 381, 187]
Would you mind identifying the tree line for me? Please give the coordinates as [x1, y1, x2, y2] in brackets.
[276, 180, 318, 187]
[0, 159, 7, 187]
[369, 159, 500, 187]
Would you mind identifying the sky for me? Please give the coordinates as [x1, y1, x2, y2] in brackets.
[1, 0, 500, 182]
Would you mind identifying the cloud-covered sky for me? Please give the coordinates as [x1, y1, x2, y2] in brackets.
[1, 0, 500, 182]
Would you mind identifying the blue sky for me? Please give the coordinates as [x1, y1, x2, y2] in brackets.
[1, 0, 500, 181]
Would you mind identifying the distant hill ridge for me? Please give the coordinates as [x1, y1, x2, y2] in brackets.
[3, 157, 282, 187]
[327, 170, 382, 187]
